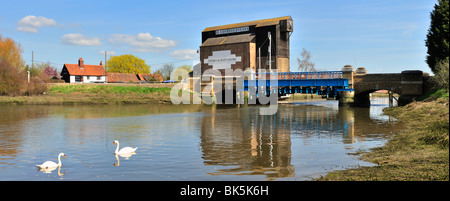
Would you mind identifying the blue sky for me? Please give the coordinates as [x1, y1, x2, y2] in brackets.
[0, 0, 437, 74]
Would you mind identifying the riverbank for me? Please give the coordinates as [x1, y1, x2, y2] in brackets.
[0, 83, 175, 105]
[1, 84, 330, 105]
[318, 89, 449, 181]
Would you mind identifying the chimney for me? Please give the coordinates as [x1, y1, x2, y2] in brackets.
[78, 58, 84, 68]
[100, 61, 103, 65]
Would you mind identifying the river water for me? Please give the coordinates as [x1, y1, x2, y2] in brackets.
[0, 97, 401, 180]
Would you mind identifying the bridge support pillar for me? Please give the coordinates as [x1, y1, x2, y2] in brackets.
[353, 91, 371, 107]
[338, 65, 355, 106]
[398, 95, 420, 106]
[338, 91, 354, 106]
[398, 70, 423, 106]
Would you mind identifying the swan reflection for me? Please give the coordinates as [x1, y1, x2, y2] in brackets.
[113, 152, 136, 167]
[37, 165, 66, 176]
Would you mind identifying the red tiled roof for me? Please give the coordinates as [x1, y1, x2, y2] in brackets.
[106, 73, 140, 83]
[64, 64, 106, 76]
[137, 74, 163, 82]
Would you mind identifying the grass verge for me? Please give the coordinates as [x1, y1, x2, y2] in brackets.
[49, 84, 171, 95]
[0, 84, 174, 105]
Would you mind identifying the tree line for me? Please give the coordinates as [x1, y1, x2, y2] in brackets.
[0, 35, 48, 96]
[426, 0, 449, 92]
[106, 54, 193, 81]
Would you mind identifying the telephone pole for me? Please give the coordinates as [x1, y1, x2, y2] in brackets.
[104, 51, 107, 83]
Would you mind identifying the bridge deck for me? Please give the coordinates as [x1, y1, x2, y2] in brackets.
[244, 78, 349, 87]
[253, 71, 344, 80]
[243, 71, 352, 97]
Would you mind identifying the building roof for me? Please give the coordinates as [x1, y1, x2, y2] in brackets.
[200, 34, 255, 47]
[137, 74, 163, 82]
[63, 64, 106, 76]
[202, 16, 291, 32]
[106, 73, 140, 83]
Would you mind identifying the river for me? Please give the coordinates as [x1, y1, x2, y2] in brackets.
[0, 97, 401, 180]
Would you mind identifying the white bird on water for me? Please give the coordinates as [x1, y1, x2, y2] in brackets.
[113, 140, 138, 155]
[36, 153, 66, 169]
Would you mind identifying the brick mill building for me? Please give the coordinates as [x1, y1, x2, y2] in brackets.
[200, 16, 293, 74]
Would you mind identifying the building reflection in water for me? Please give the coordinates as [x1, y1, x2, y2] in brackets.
[0, 106, 51, 166]
[200, 105, 294, 180]
[199, 101, 396, 180]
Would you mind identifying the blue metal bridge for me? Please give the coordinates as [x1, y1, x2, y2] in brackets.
[243, 71, 353, 98]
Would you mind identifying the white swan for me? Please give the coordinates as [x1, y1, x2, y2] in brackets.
[113, 140, 138, 155]
[37, 153, 66, 169]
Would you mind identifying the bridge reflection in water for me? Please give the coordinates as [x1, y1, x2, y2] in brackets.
[200, 100, 398, 180]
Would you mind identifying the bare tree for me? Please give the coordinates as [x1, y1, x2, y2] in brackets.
[161, 63, 175, 80]
[297, 48, 316, 72]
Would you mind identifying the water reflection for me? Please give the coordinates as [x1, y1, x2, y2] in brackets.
[37, 165, 65, 176]
[114, 153, 136, 167]
[200, 106, 295, 179]
[0, 98, 401, 180]
[0, 106, 51, 167]
[200, 99, 400, 180]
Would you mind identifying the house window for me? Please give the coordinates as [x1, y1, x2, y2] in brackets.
[75, 76, 82, 82]
[97, 76, 101, 80]
[87, 76, 90, 80]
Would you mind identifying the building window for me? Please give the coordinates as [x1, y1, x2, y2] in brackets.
[97, 76, 101, 80]
[75, 76, 82, 82]
[87, 76, 90, 80]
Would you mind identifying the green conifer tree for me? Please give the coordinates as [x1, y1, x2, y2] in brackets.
[425, 0, 449, 73]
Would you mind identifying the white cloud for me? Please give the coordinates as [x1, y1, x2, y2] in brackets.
[170, 49, 199, 60]
[109, 33, 176, 52]
[17, 26, 40, 33]
[61, 33, 102, 46]
[17, 15, 57, 33]
[99, 50, 116, 56]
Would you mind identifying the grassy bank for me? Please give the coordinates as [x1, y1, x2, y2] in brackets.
[0, 84, 175, 105]
[49, 84, 171, 95]
[318, 89, 449, 181]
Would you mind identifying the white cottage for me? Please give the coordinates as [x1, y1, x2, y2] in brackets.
[60, 58, 106, 83]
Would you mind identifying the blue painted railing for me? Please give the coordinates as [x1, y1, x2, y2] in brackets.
[254, 71, 343, 80]
[244, 71, 352, 98]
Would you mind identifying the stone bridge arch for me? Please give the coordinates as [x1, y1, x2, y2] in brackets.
[354, 74, 403, 94]
[353, 73, 403, 106]
[346, 68, 424, 107]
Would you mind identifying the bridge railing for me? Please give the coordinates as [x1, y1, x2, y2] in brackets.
[254, 71, 343, 80]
